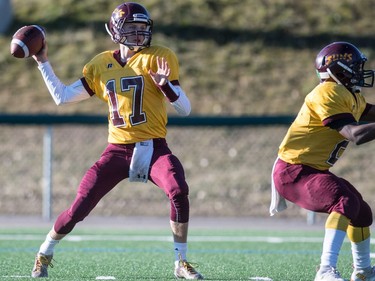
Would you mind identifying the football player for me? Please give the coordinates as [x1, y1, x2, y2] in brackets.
[30, 2, 203, 280]
[270, 41, 375, 281]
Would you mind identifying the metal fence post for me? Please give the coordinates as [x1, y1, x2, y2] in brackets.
[0, 0, 13, 34]
[307, 211, 316, 225]
[42, 126, 53, 221]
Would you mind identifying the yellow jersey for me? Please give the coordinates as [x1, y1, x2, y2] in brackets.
[81, 45, 179, 144]
[278, 82, 367, 170]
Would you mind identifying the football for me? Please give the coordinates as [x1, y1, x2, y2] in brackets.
[10, 25, 45, 58]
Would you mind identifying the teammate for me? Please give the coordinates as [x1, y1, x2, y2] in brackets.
[270, 42, 375, 281]
[30, 2, 203, 280]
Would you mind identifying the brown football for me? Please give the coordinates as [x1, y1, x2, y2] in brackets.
[10, 25, 45, 58]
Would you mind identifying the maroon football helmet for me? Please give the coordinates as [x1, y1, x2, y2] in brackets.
[315, 42, 374, 92]
[105, 2, 153, 51]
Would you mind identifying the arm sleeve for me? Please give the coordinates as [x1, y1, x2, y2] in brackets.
[360, 103, 373, 120]
[322, 113, 357, 129]
[171, 85, 191, 116]
[158, 81, 191, 116]
[37, 61, 91, 105]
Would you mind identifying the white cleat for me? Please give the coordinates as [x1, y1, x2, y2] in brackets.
[351, 266, 375, 281]
[31, 253, 54, 278]
[174, 257, 203, 280]
[314, 266, 347, 281]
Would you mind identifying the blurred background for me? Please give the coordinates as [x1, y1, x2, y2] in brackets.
[0, 0, 374, 222]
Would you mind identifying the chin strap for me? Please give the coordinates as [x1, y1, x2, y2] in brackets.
[352, 86, 362, 93]
[129, 45, 146, 53]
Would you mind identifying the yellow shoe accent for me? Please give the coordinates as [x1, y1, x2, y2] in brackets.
[174, 254, 203, 280]
[351, 266, 375, 281]
[31, 253, 54, 278]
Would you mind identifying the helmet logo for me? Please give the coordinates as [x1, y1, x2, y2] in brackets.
[113, 8, 125, 20]
[325, 53, 353, 66]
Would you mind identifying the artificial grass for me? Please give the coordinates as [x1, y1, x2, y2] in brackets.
[0, 227, 355, 281]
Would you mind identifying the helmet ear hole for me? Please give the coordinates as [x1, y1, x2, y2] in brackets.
[321, 56, 327, 67]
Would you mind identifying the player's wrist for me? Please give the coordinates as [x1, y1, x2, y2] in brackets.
[158, 79, 169, 87]
[37, 60, 50, 68]
[36, 57, 48, 65]
[158, 81, 179, 102]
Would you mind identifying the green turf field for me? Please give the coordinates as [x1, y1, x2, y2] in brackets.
[0, 227, 354, 281]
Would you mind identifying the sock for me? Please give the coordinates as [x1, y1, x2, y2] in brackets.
[351, 237, 371, 270]
[38, 234, 59, 256]
[174, 242, 187, 264]
[320, 228, 346, 268]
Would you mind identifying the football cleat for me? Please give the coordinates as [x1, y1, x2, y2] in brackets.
[31, 253, 54, 278]
[351, 266, 375, 281]
[174, 256, 203, 280]
[314, 266, 347, 281]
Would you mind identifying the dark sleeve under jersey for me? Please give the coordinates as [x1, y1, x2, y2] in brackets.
[322, 113, 357, 130]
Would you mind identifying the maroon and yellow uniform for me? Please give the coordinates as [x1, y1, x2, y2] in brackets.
[33, 3, 204, 279]
[278, 81, 367, 170]
[273, 81, 372, 227]
[271, 41, 375, 280]
[52, 45, 191, 235]
[81, 45, 179, 144]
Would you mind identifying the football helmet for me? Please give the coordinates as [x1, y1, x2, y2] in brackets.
[105, 2, 153, 51]
[315, 42, 374, 93]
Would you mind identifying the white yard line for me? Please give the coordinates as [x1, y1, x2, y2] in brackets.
[0, 233, 324, 243]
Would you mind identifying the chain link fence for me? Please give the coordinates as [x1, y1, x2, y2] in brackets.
[2, 120, 375, 222]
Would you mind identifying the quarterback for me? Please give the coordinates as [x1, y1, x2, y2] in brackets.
[30, 2, 203, 280]
[270, 42, 375, 281]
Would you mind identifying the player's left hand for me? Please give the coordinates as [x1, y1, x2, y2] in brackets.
[149, 56, 171, 86]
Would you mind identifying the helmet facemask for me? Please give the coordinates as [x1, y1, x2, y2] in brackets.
[326, 60, 374, 93]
